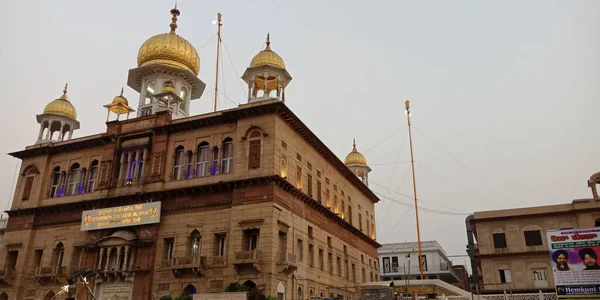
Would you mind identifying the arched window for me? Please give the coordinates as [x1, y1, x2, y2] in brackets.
[145, 81, 155, 105]
[21, 166, 38, 201]
[185, 151, 193, 179]
[87, 160, 99, 192]
[49, 166, 61, 198]
[196, 142, 210, 177]
[248, 130, 262, 169]
[78, 168, 87, 194]
[173, 146, 185, 180]
[52, 242, 65, 267]
[183, 283, 197, 295]
[221, 137, 233, 174]
[179, 86, 188, 112]
[190, 230, 201, 257]
[298, 286, 303, 300]
[67, 163, 81, 195]
[44, 291, 55, 300]
[56, 171, 67, 197]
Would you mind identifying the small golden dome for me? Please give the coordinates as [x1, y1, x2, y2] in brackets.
[43, 84, 77, 120]
[250, 34, 285, 69]
[104, 88, 134, 115]
[344, 139, 367, 167]
[137, 7, 200, 75]
[161, 80, 176, 94]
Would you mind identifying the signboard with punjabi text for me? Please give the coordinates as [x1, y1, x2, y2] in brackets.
[80, 202, 161, 231]
[547, 227, 600, 299]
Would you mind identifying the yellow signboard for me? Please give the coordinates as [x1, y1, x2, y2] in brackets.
[80, 202, 161, 231]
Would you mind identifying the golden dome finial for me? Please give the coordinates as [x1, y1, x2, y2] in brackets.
[43, 83, 77, 119]
[266, 33, 271, 48]
[249, 33, 286, 69]
[169, 6, 181, 34]
[120, 87, 124, 97]
[60, 83, 69, 100]
[344, 139, 367, 166]
[136, 6, 200, 75]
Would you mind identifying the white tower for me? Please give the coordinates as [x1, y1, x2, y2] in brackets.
[344, 139, 372, 186]
[242, 34, 292, 103]
[35, 84, 80, 144]
[127, 7, 206, 119]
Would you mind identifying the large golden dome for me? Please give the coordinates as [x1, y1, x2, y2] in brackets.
[137, 8, 200, 75]
[344, 139, 367, 167]
[250, 34, 285, 69]
[43, 84, 77, 120]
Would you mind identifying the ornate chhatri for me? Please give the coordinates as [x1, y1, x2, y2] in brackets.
[136, 7, 200, 75]
[249, 33, 286, 69]
[43, 83, 77, 120]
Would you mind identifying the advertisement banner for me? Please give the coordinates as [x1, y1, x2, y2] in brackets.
[547, 228, 600, 299]
[81, 202, 161, 231]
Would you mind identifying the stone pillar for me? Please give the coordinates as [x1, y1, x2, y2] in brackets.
[128, 248, 135, 271]
[104, 247, 112, 272]
[38, 124, 44, 140]
[122, 246, 130, 271]
[114, 246, 122, 270]
[97, 248, 105, 270]
[58, 122, 65, 141]
[263, 72, 269, 95]
[68, 129, 73, 140]
[247, 82, 252, 101]
[45, 121, 53, 140]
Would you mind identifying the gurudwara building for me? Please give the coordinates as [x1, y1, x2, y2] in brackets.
[0, 7, 381, 300]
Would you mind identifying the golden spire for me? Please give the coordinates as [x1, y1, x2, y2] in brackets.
[120, 86, 124, 97]
[266, 33, 271, 49]
[60, 83, 69, 100]
[344, 139, 367, 166]
[169, 6, 180, 34]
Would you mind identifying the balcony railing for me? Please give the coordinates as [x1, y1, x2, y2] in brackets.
[171, 255, 206, 269]
[382, 263, 455, 274]
[0, 265, 15, 278]
[234, 250, 260, 264]
[278, 252, 297, 264]
[209, 256, 227, 268]
[116, 178, 144, 188]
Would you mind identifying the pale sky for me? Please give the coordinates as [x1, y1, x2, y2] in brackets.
[0, 0, 598, 271]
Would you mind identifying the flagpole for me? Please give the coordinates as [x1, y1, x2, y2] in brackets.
[213, 13, 222, 112]
[405, 100, 424, 280]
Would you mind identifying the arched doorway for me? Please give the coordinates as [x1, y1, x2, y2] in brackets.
[0, 292, 8, 300]
[277, 282, 285, 300]
[44, 290, 55, 300]
[183, 283, 197, 295]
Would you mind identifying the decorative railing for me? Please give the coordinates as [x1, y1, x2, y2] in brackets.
[413, 294, 557, 300]
[209, 256, 227, 268]
[116, 178, 144, 188]
[234, 250, 260, 262]
[278, 252, 296, 264]
[171, 255, 205, 268]
[34, 265, 65, 277]
[0, 265, 15, 278]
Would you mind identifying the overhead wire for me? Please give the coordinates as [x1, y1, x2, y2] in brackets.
[365, 128, 403, 153]
[377, 133, 408, 228]
[372, 192, 470, 216]
[414, 162, 503, 208]
[411, 125, 517, 207]
[370, 180, 463, 213]
[222, 41, 249, 97]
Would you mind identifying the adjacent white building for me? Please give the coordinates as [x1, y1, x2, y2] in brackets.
[378, 241, 460, 284]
